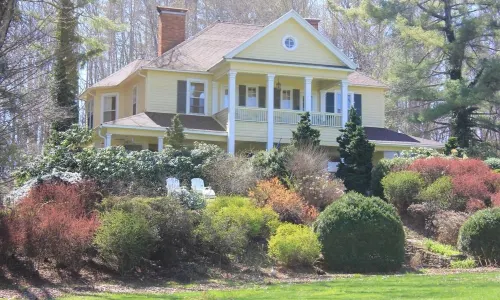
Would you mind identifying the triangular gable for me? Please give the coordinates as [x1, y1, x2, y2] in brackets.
[225, 10, 357, 69]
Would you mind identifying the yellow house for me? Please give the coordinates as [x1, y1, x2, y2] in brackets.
[80, 7, 442, 164]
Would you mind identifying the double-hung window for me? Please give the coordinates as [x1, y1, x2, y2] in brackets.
[335, 92, 353, 113]
[87, 98, 94, 128]
[102, 94, 118, 122]
[188, 80, 206, 114]
[246, 86, 258, 107]
[132, 86, 137, 115]
[281, 89, 292, 109]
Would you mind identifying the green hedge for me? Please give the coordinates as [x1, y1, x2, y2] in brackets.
[458, 208, 500, 263]
[314, 192, 405, 272]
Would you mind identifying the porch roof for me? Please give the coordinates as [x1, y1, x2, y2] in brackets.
[102, 112, 226, 132]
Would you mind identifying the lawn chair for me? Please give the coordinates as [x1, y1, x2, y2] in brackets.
[166, 177, 181, 195]
[191, 178, 216, 199]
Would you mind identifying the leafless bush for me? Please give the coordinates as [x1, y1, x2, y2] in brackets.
[286, 145, 330, 182]
[430, 211, 468, 246]
[205, 155, 260, 195]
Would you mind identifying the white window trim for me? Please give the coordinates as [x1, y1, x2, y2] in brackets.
[186, 78, 208, 115]
[280, 86, 293, 110]
[87, 99, 94, 128]
[282, 35, 298, 51]
[101, 92, 119, 123]
[246, 85, 259, 107]
[132, 85, 138, 115]
[334, 90, 354, 113]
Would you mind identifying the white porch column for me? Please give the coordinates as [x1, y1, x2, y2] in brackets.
[304, 76, 313, 112]
[157, 136, 164, 151]
[212, 81, 219, 114]
[105, 133, 112, 148]
[341, 79, 349, 127]
[266, 74, 275, 150]
[227, 70, 237, 154]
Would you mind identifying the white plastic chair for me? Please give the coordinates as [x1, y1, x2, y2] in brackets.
[166, 177, 181, 195]
[191, 178, 216, 199]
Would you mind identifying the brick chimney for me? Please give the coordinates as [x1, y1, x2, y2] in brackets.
[157, 6, 188, 56]
[305, 18, 320, 30]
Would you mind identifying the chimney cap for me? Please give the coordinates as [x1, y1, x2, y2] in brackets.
[156, 6, 188, 14]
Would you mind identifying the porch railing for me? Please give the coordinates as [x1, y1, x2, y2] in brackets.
[215, 107, 342, 128]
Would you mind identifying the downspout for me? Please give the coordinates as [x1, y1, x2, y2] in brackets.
[97, 125, 106, 147]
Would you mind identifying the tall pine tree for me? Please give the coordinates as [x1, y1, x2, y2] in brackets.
[52, 0, 80, 132]
[364, 0, 500, 151]
[291, 112, 320, 148]
[336, 107, 374, 194]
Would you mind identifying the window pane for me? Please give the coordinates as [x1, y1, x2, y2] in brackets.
[189, 82, 205, 114]
[103, 111, 115, 122]
[336, 93, 342, 114]
[111, 96, 116, 110]
[223, 88, 228, 108]
[133, 103, 137, 115]
[247, 87, 257, 107]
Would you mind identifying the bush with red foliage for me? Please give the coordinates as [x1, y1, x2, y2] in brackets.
[8, 182, 100, 271]
[408, 157, 453, 184]
[491, 193, 500, 208]
[465, 199, 487, 213]
[249, 178, 318, 224]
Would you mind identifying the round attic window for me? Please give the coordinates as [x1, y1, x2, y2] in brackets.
[282, 35, 297, 51]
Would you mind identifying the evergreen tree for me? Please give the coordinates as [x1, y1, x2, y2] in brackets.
[165, 114, 185, 149]
[52, 0, 80, 132]
[444, 137, 463, 157]
[291, 112, 320, 148]
[364, 0, 500, 150]
[336, 107, 375, 194]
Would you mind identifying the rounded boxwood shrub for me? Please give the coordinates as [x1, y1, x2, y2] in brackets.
[458, 208, 500, 263]
[418, 176, 454, 210]
[484, 157, 500, 170]
[268, 223, 321, 267]
[382, 171, 424, 212]
[314, 192, 405, 272]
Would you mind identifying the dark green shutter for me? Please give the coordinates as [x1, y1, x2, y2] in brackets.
[258, 86, 266, 108]
[177, 80, 187, 113]
[239, 85, 246, 106]
[326, 92, 335, 113]
[274, 88, 280, 109]
[292, 89, 300, 110]
[354, 94, 362, 121]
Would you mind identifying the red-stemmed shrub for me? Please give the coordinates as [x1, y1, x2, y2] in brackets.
[8, 183, 100, 271]
[452, 175, 490, 203]
[249, 178, 318, 224]
[466, 199, 487, 213]
[448, 159, 491, 177]
[408, 157, 453, 184]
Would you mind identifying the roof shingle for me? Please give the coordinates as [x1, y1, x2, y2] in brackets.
[90, 59, 149, 88]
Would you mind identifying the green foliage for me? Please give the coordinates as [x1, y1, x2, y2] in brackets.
[165, 114, 185, 149]
[397, 147, 445, 159]
[291, 112, 320, 148]
[484, 158, 500, 170]
[251, 147, 291, 183]
[444, 137, 464, 157]
[94, 210, 156, 274]
[450, 258, 476, 269]
[314, 192, 405, 272]
[382, 171, 424, 212]
[458, 208, 500, 264]
[371, 157, 413, 198]
[196, 197, 279, 258]
[268, 223, 321, 267]
[418, 176, 454, 210]
[423, 239, 460, 257]
[169, 188, 205, 210]
[336, 108, 375, 194]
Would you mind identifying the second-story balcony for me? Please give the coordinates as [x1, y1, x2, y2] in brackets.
[214, 107, 342, 128]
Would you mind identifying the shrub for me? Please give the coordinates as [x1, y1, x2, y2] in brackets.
[418, 176, 454, 210]
[295, 174, 344, 210]
[408, 157, 453, 184]
[268, 223, 321, 267]
[452, 175, 490, 207]
[423, 239, 460, 257]
[485, 157, 500, 170]
[382, 171, 424, 212]
[285, 145, 329, 184]
[492, 193, 500, 207]
[430, 211, 468, 246]
[250, 178, 318, 224]
[371, 157, 413, 199]
[204, 155, 259, 195]
[314, 192, 405, 272]
[450, 258, 476, 269]
[458, 208, 500, 264]
[170, 188, 205, 210]
[9, 183, 99, 271]
[251, 148, 291, 183]
[465, 199, 487, 213]
[407, 203, 438, 233]
[94, 209, 156, 274]
[196, 197, 279, 258]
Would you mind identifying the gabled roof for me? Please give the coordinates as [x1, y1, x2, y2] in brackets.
[224, 10, 357, 69]
[147, 22, 265, 72]
[90, 59, 149, 88]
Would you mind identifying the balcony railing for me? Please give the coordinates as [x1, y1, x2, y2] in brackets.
[215, 107, 342, 128]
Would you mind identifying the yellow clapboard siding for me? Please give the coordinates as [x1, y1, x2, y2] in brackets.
[236, 19, 345, 67]
[349, 86, 385, 128]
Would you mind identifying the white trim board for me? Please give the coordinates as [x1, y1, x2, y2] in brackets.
[101, 92, 119, 123]
[224, 10, 357, 70]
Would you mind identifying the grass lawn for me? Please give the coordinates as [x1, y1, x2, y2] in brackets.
[61, 271, 500, 299]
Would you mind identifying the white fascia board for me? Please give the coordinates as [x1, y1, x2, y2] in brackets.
[101, 124, 227, 136]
